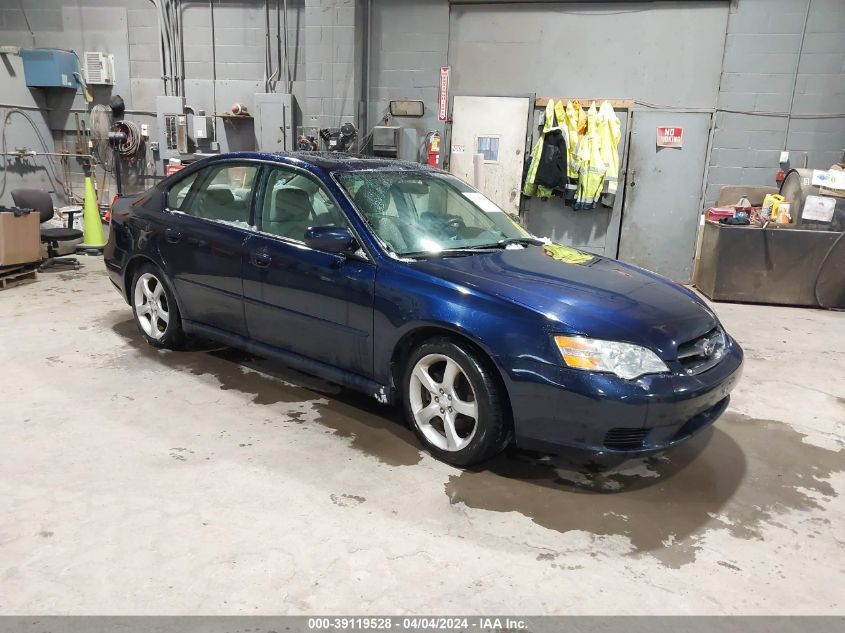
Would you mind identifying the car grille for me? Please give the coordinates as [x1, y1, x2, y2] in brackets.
[603, 427, 650, 451]
[676, 327, 727, 375]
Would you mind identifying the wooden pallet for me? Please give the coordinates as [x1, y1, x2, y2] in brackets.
[0, 262, 39, 290]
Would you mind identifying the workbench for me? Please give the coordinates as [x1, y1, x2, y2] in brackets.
[695, 220, 845, 308]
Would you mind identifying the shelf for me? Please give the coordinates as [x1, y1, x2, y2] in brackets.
[534, 98, 634, 109]
[214, 113, 254, 121]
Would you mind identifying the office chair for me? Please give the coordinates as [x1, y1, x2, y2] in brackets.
[11, 189, 83, 270]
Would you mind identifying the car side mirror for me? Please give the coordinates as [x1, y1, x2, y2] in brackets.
[507, 212, 523, 226]
[304, 226, 359, 255]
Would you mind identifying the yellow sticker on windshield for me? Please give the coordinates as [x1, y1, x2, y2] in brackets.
[542, 243, 595, 265]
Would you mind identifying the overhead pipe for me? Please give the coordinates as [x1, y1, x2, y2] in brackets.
[174, 0, 185, 96]
[275, 0, 283, 92]
[160, 0, 176, 95]
[264, 0, 272, 92]
[151, 0, 168, 94]
[210, 0, 218, 138]
[283, 0, 291, 92]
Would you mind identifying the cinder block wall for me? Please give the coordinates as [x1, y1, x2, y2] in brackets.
[304, 0, 357, 134]
[367, 0, 448, 162]
[2, 0, 843, 214]
[0, 0, 348, 206]
[705, 0, 845, 205]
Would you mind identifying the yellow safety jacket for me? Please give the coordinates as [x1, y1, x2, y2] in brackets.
[574, 102, 606, 210]
[523, 100, 567, 199]
[562, 100, 584, 200]
[597, 101, 621, 207]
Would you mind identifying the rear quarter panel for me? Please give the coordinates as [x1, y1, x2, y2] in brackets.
[104, 188, 172, 302]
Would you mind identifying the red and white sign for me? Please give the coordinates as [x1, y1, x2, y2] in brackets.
[656, 126, 683, 148]
[438, 66, 450, 122]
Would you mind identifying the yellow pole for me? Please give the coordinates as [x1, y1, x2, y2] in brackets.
[81, 174, 105, 248]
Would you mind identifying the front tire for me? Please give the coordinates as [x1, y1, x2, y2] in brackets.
[402, 338, 511, 466]
[131, 263, 185, 349]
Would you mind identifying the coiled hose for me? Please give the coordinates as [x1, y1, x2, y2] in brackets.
[114, 120, 143, 160]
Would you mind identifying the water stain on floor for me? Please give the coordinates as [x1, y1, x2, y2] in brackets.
[446, 413, 842, 567]
[109, 316, 842, 566]
[111, 318, 422, 467]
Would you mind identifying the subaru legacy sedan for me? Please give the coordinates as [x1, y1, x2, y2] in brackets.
[105, 152, 743, 466]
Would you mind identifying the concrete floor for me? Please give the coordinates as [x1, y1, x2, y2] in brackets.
[1, 257, 843, 614]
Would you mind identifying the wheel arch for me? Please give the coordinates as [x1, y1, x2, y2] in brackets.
[389, 324, 513, 423]
[123, 255, 186, 317]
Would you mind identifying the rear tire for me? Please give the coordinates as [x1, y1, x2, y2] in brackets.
[131, 263, 185, 350]
[402, 338, 511, 466]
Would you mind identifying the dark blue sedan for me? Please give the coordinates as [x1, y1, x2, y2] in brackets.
[105, 152, 743, 466]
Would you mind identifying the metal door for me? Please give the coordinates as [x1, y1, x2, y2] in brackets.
[522, 107, 630, 258]
[241, 165, 376, 377]
[618, 111, 713, 283]
[242, 233, 376, 377]
[449, 96, 530, 214]
[254, 93, 294, 152]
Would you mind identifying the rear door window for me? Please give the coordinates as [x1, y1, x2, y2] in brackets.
[166, 172, 199, 211]
[180, 163, 259, 228]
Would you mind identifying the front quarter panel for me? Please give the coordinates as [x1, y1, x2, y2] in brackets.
[372, 261, 554, 390]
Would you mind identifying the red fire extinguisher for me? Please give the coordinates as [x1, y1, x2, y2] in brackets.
[426, 131, 441, 168]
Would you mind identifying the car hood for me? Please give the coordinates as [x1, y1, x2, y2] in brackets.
[410, 246, 717, 357]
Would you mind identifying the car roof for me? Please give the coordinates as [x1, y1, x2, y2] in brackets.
[209, 151, 436, 174]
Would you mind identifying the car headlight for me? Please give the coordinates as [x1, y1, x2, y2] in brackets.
[554, 335, 669, 380]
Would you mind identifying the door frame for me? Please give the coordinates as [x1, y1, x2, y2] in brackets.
[617, 108, 716, 281]
[518, 98, 634, 259]
[444, 92, 536, 216]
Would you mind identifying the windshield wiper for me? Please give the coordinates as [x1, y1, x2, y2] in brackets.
[403, 247, 500, 259]
[467, 237, 545, 249]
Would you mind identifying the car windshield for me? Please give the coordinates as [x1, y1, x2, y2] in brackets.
[335, 170, 534, 256]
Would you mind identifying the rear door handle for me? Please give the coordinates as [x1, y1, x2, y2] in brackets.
[250, 251, 272, 268]
[165, 228, 182, 243]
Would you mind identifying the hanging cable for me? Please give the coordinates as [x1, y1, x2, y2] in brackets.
[0, 108, 68, 200]
[18, 0, 36, 47]
[814, 230, 845, 311]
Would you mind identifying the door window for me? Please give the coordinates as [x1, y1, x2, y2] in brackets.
[476, 135, 500, 163]
[166, 172, 200, 211]
[180, 163, 258, 227]
[258, 168, 346, 242]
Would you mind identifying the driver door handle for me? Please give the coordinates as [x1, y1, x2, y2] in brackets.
[250, 251, 272, 268]
[165, 228, 182, 243]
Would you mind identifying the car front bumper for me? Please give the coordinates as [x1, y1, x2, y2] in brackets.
[501, 339, 744, 456]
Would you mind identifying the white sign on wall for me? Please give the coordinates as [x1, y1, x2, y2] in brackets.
[438, 66, 450, 122]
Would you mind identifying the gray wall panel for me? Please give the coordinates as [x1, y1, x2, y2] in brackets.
[706, 0, 845, 206]
[367, 0, 449, 162]
[448, 2, 729, 108]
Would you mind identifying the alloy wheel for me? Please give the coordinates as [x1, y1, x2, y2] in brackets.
[408, 353, 478, 452]
[133, 272, 170, 341]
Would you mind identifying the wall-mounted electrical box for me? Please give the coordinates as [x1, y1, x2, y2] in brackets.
[156, 95, 186, 160]
[194, 116, 213, 141]
[254, 93, 294, 152]
[19, 49, 79, 89]
[83, 51, 115, 85]
[372, 126, 401, 158]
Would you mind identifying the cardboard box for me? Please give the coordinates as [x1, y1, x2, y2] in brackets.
[0, 208, 41, 266]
